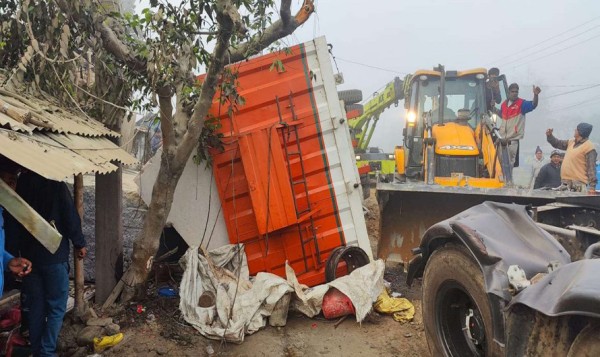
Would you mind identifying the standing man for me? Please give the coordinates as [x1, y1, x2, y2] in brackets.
[486, 67, 501, 111]
[534, 150, 562, 189]
[0, 160, 33, 294]
[546, 123, 597, 193]
[12, 172, 87, 357]
[530, 146, 546, 188]
[499, 83, 542, 166]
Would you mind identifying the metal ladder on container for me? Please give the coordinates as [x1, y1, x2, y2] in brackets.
[276, 93, 321, 273]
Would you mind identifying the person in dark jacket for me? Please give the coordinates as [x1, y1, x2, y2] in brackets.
[534, 150, 562, 189]
[8, 172, 86, 357]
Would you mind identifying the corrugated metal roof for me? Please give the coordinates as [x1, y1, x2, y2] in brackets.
[0, 111, 33, 134]
[46, 132, 138, 167]
[0, 83, 138, 181]
[0, 93, 117, 137]
[0, 129, 122, 181]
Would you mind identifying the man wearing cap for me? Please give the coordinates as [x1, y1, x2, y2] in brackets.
[546, 123, 597, 192]
[530, 146, 546, 187]
[534, 150, 562, 189]
[0, 160, 33, 295]
[499, 83, 542, 166]
[486, 67, 501, 111]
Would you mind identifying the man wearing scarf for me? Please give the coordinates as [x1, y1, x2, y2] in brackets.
[546, 122, 597, 193]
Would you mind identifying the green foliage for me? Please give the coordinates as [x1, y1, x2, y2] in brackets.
[0, 0, 283, 149]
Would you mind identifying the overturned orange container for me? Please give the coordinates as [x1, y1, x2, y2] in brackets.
[205, 37, 372, 286]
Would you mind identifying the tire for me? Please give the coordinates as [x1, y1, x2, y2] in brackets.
[338, 89, 363, 105]
[325, 246, 370, 282]
[567, 322, 600, 357]
[422, 245, 502, 357]
[345, 103, 364, 116]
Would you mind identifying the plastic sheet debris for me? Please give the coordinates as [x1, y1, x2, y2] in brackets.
[179, 245, 292, 344]
[158, 287, 178, 298]
[93, 332, 124, 353]
[179, 245, 386, 343]
[373, 288, 415, 323]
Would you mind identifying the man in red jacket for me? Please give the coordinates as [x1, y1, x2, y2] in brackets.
[498, 83, 541, 166]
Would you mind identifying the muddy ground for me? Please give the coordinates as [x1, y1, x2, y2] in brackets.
[65, 184, 429, 356]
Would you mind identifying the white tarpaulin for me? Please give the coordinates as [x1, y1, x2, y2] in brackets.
[179, 245, 385, 343]
[179, 245, 292, 344]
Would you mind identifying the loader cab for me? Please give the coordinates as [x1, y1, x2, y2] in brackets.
[402, 69, 491, 179]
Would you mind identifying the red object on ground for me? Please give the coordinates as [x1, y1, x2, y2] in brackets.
[322, 288, 355, 319]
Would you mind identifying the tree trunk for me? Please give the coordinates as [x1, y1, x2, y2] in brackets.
[120, 150, 184, 301]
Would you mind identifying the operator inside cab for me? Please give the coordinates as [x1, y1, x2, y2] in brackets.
[431, 95, 457, 122]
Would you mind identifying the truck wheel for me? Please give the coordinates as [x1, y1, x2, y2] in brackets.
[567, 323, 600, 357]
[325, 246, 370, 282]
[422, 245, 501, 357]
[337, 89, 363, 105]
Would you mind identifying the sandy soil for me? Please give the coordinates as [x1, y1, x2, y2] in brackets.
[62, 188, 429, 356]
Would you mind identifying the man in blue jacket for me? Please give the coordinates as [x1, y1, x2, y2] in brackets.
[0, 161, 33, 294]
[10, 172, 86, 357]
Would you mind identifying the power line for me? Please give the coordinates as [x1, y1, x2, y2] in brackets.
[498, 24, 600, 67]
[489, 15, 600, 65]
[512, 32, 600, 69]
[548, 94, 600, 112]
[335, 57, 408, 75]
[545, 83, 600, 99]
[544, 84, 600, 87]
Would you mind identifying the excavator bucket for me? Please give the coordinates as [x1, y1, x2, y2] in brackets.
[376, 183, 561, 264]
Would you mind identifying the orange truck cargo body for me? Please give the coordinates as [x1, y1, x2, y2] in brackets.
[206, 37, 371, 286]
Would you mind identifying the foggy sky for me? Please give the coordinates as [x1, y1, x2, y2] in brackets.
[291, 0, 600, 158]
[134, 0, 600, 160]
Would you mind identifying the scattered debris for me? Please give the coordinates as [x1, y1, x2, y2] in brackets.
[334, 315, 349, 329]
[93, 332, 124, 353]
[158, 287, 178, 298]
[373, 288, 415, 323]
[178, 244, 386, 344]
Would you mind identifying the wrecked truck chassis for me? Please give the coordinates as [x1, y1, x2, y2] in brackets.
[406, 200, 600, 356]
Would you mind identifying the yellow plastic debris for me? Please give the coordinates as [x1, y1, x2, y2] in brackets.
[93, 332, 124, 353]
[373, 288, 415, 323]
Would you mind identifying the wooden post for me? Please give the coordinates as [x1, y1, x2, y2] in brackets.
[95, 164, 123, 305]
[73, 174, 85, 316]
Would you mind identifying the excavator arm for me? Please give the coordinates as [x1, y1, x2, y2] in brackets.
[348, 77, 404, 151]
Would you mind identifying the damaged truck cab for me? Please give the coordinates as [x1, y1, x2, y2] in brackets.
[407, 199, 600, 356]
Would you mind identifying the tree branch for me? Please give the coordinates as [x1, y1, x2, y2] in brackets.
[280, 0, 292, 25]
[55, 0, 146, 73]
[174, 0, 239, 166]
[227, 0, 315, 63]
